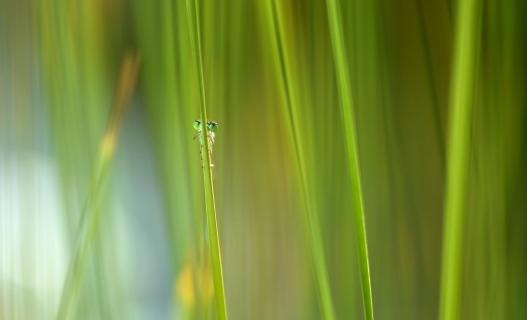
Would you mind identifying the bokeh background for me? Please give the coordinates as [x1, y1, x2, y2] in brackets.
[1, 0, 526, 319]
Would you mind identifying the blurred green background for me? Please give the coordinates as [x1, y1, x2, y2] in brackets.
[0, 0, 526, 319]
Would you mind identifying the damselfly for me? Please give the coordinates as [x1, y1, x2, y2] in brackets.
[193, 120, 219, 168]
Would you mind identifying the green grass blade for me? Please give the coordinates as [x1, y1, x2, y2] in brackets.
[185, 0, 228, 318]
[264, 0, 336, 318]
[325, 0, 374, 319]
[56, 53, 139, 320]
[439, 0, 481, 318]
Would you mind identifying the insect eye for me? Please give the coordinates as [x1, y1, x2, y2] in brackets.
[193, 120, 201, 130]
[207, 122, 218, 132]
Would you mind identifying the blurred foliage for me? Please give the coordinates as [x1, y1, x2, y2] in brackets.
[0, 0, 526, 319]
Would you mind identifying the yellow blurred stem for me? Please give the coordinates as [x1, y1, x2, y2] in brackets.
[56, 52, 140, 320]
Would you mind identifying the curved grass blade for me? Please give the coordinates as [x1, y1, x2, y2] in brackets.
[264, 0, 336, 318]
[325, 0, 374, 319]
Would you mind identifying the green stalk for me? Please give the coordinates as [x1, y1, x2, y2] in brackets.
[325, 0, 374, 319]
[56, 53, 139, 320]
[185, 0, 228, 318]
[264, 0, 336, 319]
[439, 0, 481, 318]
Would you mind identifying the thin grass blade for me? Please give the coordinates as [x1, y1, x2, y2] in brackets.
[185, 0, 228, 318]
[325, 0, 374, 319]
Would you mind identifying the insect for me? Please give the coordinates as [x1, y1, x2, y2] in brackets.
[193, 120, 218, 145]
[193, 120, 219, 168]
